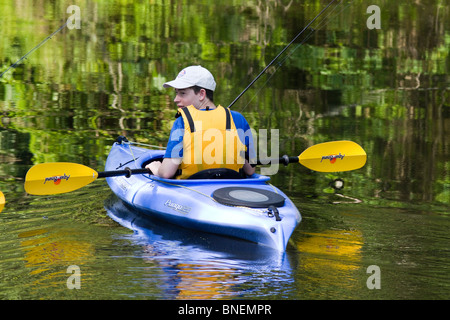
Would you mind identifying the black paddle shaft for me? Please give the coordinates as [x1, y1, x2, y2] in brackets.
[98, 155, 298, 178]
[257, 155, 298, 166]
[98, 168, 150, 179]
[98, 155, 298, 179]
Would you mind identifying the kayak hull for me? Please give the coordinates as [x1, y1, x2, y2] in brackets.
[105, 142, 301, 251]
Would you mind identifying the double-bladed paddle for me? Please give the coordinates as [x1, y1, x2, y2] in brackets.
[24, 140, 366, 196]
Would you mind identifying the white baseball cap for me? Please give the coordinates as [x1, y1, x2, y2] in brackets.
[163, 65, 216, 91]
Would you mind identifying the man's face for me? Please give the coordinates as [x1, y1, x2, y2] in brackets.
[173, 87, 205, 108]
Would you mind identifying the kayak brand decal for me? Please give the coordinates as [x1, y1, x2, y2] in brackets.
[44, 173, 70, 185]
[321, 153, 345, 163]
[118, 180, 129, 193]
[164, 200, 191, 214]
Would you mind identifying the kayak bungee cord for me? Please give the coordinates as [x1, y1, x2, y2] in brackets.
[227, 0, 343, 111]
[129, 141, 167, 150]
[117, 137, 166, 169]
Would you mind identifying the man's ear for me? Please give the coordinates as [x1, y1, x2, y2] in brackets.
[198, 88, 207, 100]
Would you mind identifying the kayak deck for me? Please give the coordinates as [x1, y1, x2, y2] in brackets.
[105, 141, 301, 251]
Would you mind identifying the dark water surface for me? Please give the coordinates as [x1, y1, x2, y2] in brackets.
[0, 0, 448, 300]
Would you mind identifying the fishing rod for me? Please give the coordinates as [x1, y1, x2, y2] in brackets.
[227, 0, 339, 109]
[0, 21, 68, 78]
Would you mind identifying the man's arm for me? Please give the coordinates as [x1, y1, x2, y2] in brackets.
[243, 160, 256, 176]
[146, 158, 181, 179]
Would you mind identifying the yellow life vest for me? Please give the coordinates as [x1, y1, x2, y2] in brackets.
[177, 105, 247, 179]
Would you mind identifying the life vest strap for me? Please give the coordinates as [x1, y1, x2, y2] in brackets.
[179, 106, 231, 133]
[180, 107, 196, 133]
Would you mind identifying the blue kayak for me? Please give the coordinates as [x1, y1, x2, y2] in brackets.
[104, 139, 301, 251]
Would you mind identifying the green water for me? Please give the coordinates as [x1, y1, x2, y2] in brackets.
[0, 0, 449, 300]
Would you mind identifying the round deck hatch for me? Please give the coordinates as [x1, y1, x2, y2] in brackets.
[212, 187, 285, 208]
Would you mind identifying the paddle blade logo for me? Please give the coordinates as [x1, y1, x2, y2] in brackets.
[44, 174, 70, 185]
[321, 153, 345, 164]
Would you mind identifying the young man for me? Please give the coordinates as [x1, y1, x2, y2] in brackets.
[146, 65, 256, 179]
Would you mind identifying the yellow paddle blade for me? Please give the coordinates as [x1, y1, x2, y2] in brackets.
[25, 162, 99, 195]
[299, 141, 367, 172]
[0, 191, 5, 213]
